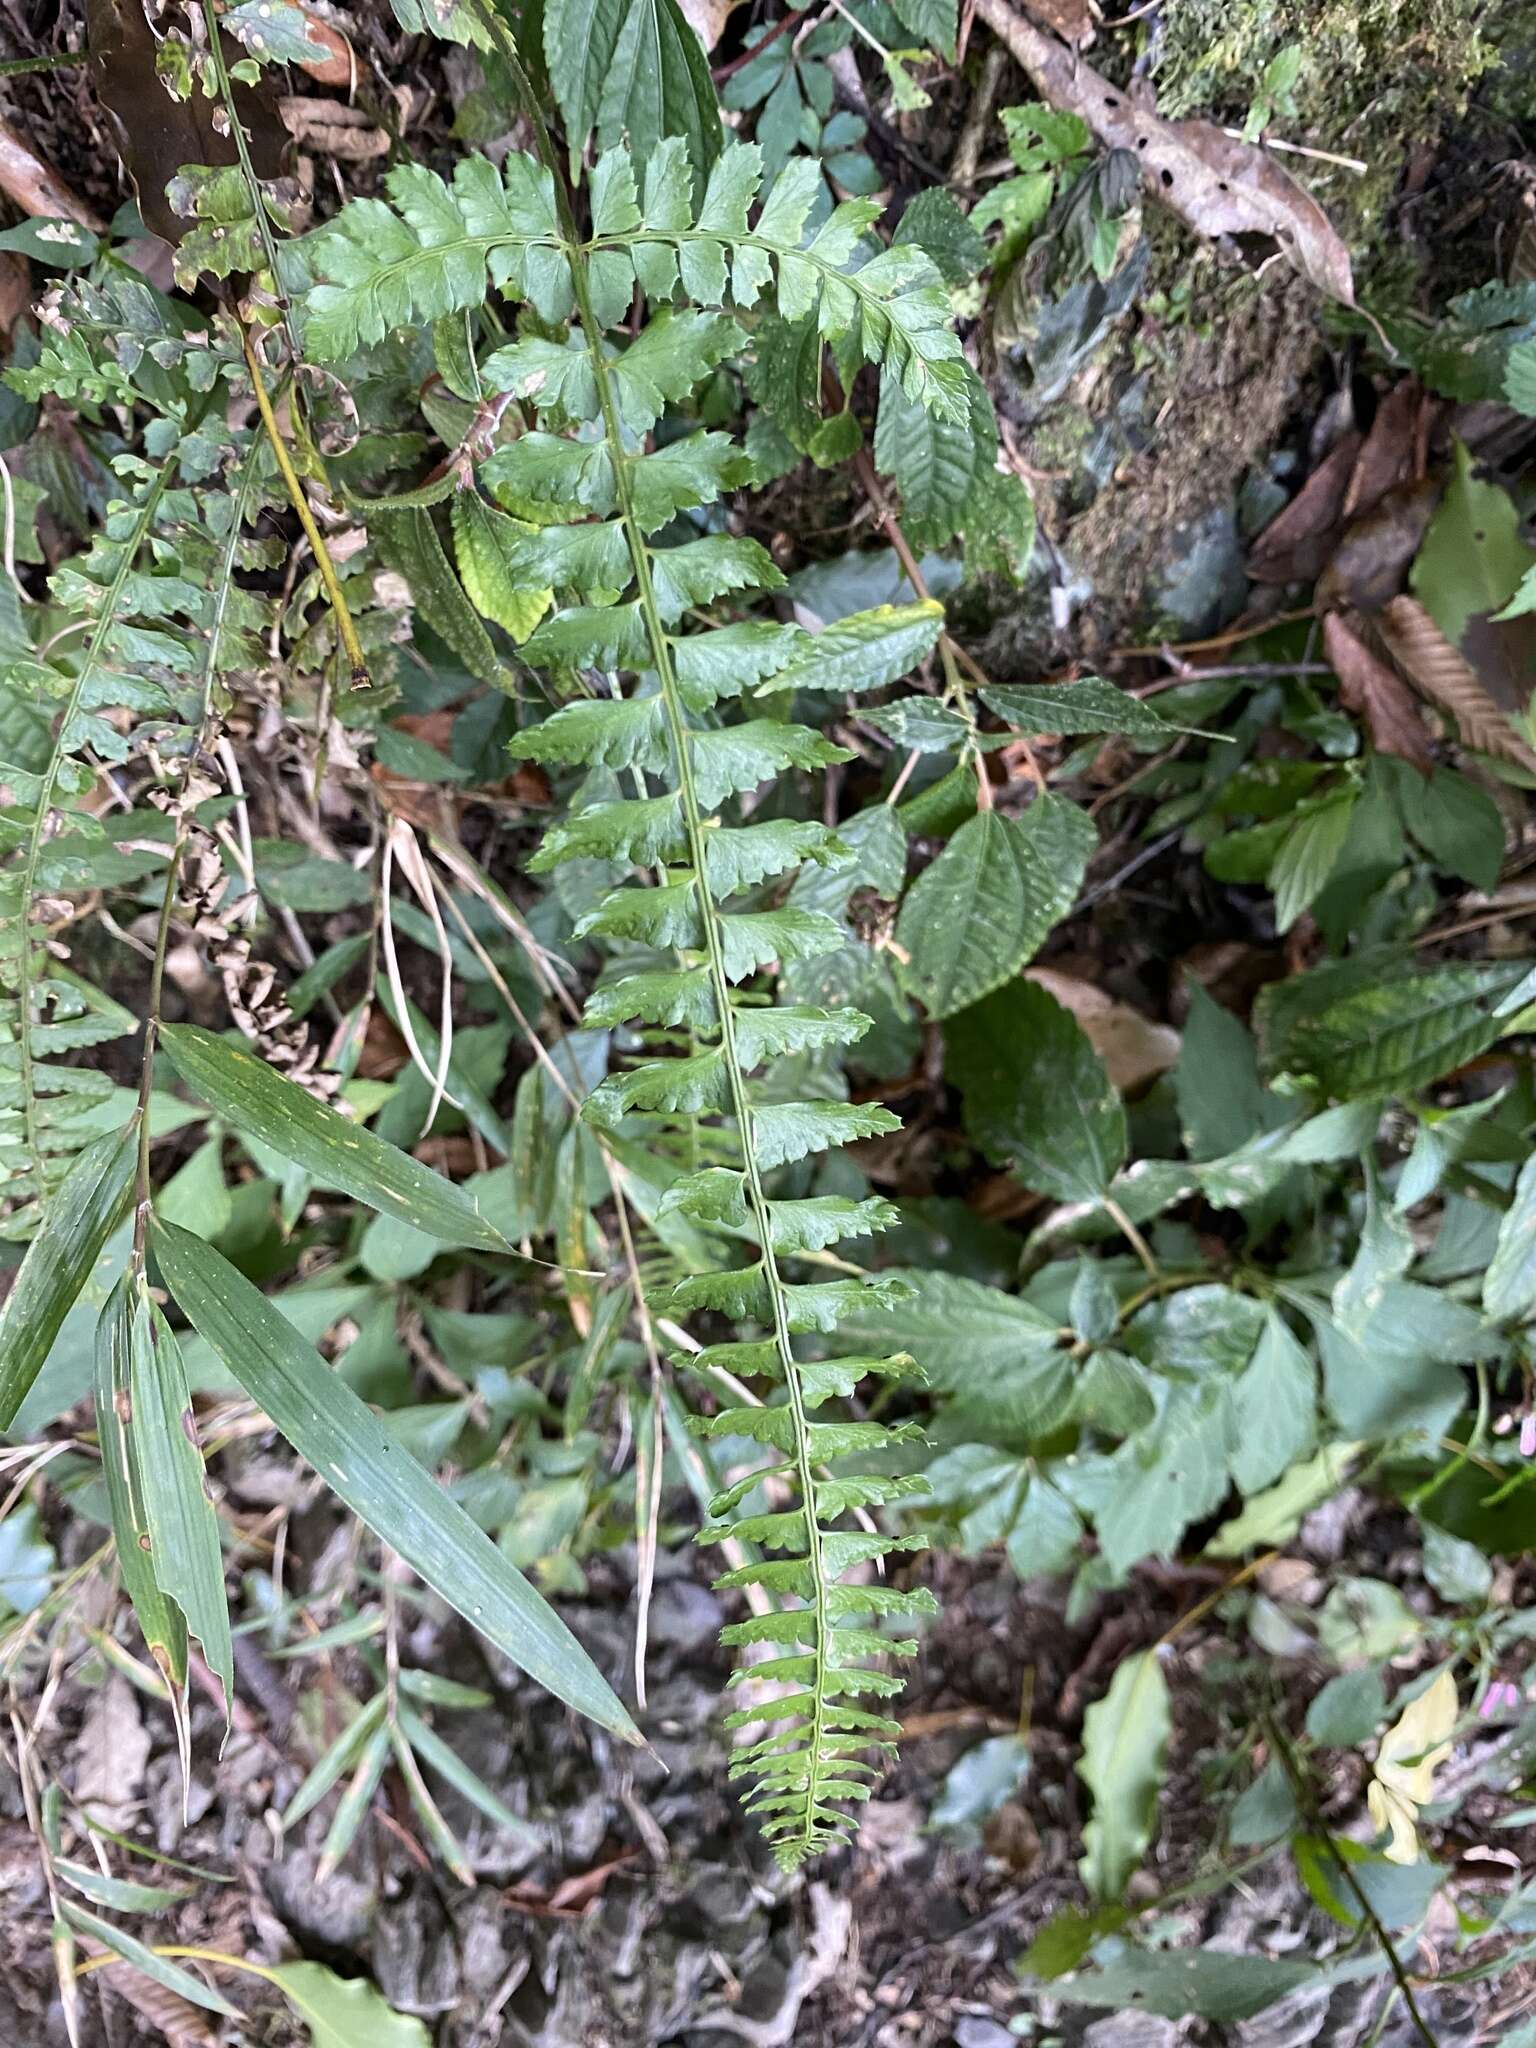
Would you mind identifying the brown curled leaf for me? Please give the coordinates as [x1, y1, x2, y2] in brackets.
[1316, 476, 1443, 615]
[1249, 432, 1362, 585]
[973, 0, 1354, 305]
[1321, 611, 1433, 774]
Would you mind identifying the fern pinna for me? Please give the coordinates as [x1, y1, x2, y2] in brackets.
[295, 133, 965, 1865]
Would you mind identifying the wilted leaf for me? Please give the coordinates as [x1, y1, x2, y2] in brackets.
[1367, 1669, 1457, 1864]
[1249, 433, 1362, 584]
[1322, 612, 1432, 773]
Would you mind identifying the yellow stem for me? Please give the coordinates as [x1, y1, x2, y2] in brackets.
[240, 327, 370, 691]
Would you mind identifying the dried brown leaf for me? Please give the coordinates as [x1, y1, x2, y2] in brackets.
[102, 1960, 218, 2046]
[1316, 476, 1442, 614]
[1377, 594, 1536, 774]
[1342, 379, 1432, 520]
[1025, 967, 1181, 1092]
[87, 0, 287, 246]
[1321, 611, 1433, 773]
[1022, 0, 1095, 47]
[0, 117, 103, 230]
[973, 0, 1354, 303]
[279, 98, 391, 159]
[295, 8, 356, 88]
[1249, 432, 1361, 584]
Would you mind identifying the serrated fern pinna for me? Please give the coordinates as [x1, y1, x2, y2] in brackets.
[293, 131, 963, 1866]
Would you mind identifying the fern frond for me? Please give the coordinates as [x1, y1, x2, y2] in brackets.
[293, 138, 968, 418]
[293, 121, 962, 1871]
[0, 323, 268, 1238]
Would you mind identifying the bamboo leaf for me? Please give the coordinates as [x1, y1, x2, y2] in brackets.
[150, 1221, 641, 1744]
[58, 1902, 239, 2018]
[0, 1123, 137, 1430]
[159, 1026, 510, 1252]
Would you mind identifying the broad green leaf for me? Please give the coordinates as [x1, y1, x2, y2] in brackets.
[892, 186, 985, 286]
[1028, 1946, 1325, 2022]
[887, 0, 956, 58]
[266, 1961, 431, 2048]
[1258, 958, 1529, 1099]
[929, 1734, 1029, 1835]
[1175, 982, 1279, 1161]
[1306, 1666, 1387, 1747]
[0, 1122, 137, 1430]
[1405, 767, 1505, 892]
[1269, 790, 1355, 933]
[874, 363, 994, 546]
[1227, 1309, 1316, 1493]
[159, 1026, 509, 1251]
[0, 1500, 54, 1617]
[829, 1267, 1060, 1386]
[948, 979, 1125, 1203]
[1485, 1153, 1536, 1322]
[1077, 1650, 1170, 1900]
[1206, 1442, 1362, 1558]
[762, 600, 945, 697]
[1410, 441, 1535, 646]
[151, 1222, 640, 1744]
[896, 798, 1095, 1019]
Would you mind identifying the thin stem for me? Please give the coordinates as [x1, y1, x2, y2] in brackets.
[240, 327, 371, 690]
[132, 447, 261, 1266]
[197, 0, 305, 370]
[0, 52, 85, 76]
[1104, 1196, 1160, 1280]
[1263, 1718, 1440, 2048]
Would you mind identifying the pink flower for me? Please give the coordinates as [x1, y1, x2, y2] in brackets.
[1522, 1415, 1536, 1458]
[1479, 1681, 1521, 1720]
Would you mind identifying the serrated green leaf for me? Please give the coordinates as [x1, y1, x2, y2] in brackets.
[451, 492, 552, 642]
[948, 979, 1125, 1203]
[896, 798, 1096, 1020]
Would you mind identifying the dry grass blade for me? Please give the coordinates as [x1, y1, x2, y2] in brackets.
[1377, 595, 1536, 773]
[380, 820, 460, 1130]
[972, 0, 1354, 303]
